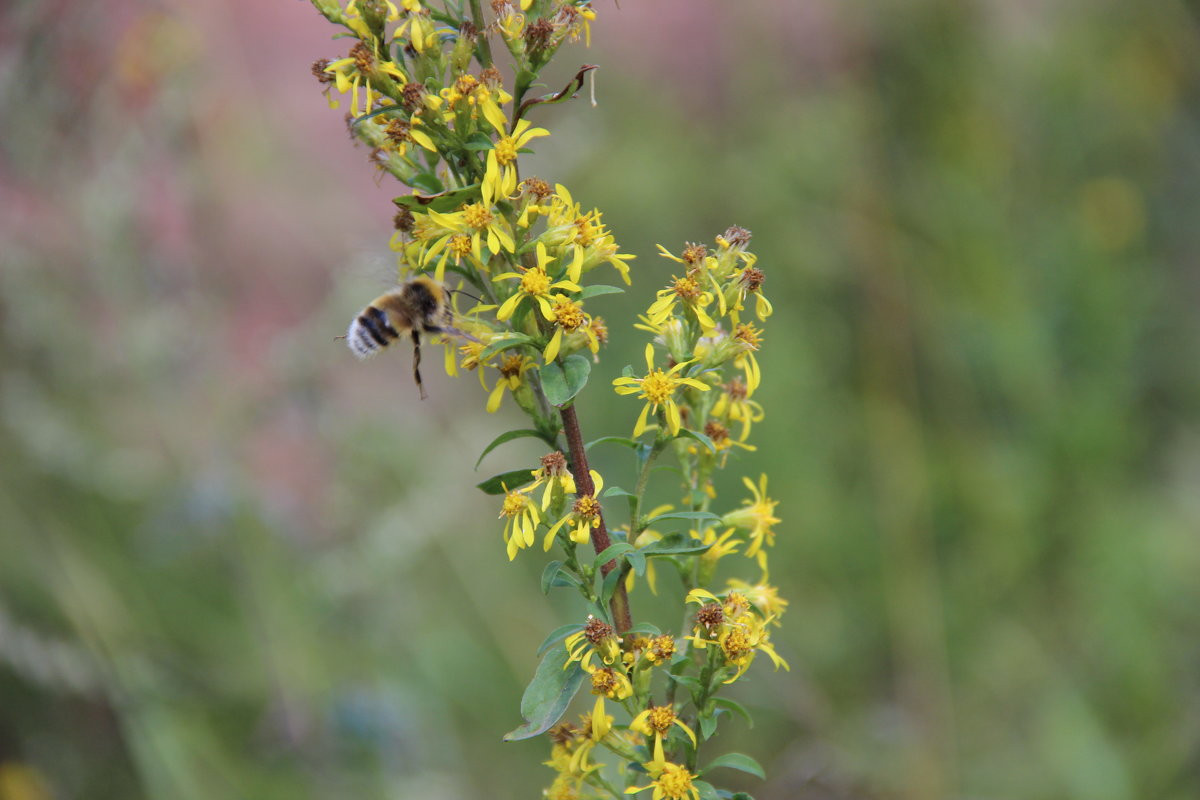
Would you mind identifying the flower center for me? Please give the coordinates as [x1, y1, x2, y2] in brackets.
[573, 213, 601, 246]
[500, 491, 529, 517]
[648, 634, 675, 663]
[590, 667, 618, 695]
[499, 354, 526, 379]
[640, 369, 676, 405]
[646, 705, 676, 735]
[722, 628, 753, 662]
[455, 74, 479, 95]
[462, 202, 493, 229]
[495, 135, 519, 165]
[539, 450, 568, 476]
[573, 494, 600, 519]
[350, 41, 373, 74]
[740, 266, 765, 292]
[448, 233, 472, 257]
[704, 420, 730, 444]
[656, 764, 697, 800]
[734, 323, 762, 350]
[553, 298, 586, 330]
[583, 616, 614, 644]
[519, 267, 551, 296]
[672, 275, 702, 301]
[682, 243, 707, 266]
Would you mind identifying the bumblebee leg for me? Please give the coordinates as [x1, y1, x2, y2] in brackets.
[411, 330, 426, 400]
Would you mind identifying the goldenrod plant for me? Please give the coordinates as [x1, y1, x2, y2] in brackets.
[308, 2, 787, 796]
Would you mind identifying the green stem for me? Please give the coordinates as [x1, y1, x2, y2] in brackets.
[629, 437, 666, 535]
[468, 0, 494, 67]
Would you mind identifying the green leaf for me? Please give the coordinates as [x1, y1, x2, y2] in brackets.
[599, 566, 624, 606]
[502, 646, 585, 741]
[409, 171, 444, 195]
[703, 753, 765, 781]
[693, 780, 720, 800]
[642, 534, 711, 557]
[541, 355, 591, 407]
[577, 285, 625, 300]
[479, 333, 533, 361]
[475, 429, 546, 469]
[626, 622, 662, 637]
[540, 561, 581, 594]
[627, 549, 646, 576]
[711, 697, 754, 728]
[700, 713, 719, 741]
[594, 542, 634, 570]
[462, 131, 495, 150]
[536, 623, 584, 656]
[586, 436, 637, 451]
[667, 674, 704, 694]
[392, 184, 483, 213]
[644, 511, 723, 526]
[476, 468, 535, 495]
[601, 486, 634, 499]
[676, 428, 716, 454]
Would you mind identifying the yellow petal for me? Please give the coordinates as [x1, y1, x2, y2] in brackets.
[633, 402, 652, 437]
[544, 327, 563, 363]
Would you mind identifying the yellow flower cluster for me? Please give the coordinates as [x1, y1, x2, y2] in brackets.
[308, 3, 786, 797]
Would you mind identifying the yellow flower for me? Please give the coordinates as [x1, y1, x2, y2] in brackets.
[726, 577, 789, 622]
[559, 3, 597, 46]
[423, 202, 514, 278]
[711, 376, 764, 441]
[698, 526, 742, 575]
[612, 344, 710, 437]
[646, 272, 718, 334]
[624, 761, 701, 800]
[721, 474, 780, 567]
[587, 663, 633, 700]
[324, 41, 408, 116]
[498, 483, 541, 560]
[565, 615, 622, 671]
[630, 704, 696, 750]
[483, 118, 550, 204]
[715, 613, 789, 683]
[643, 634, 676, 666]
[494, 243, 582, 321]
[731, 322, 763, 393]
[544, 471, 604, 549]
[700, 421, 756, 461]
[685, 590, 788, 681]
[723, 256, 772, 323]
[544, 186, 634, 284]
[487, 353, 534, 412]
[529, 450, 576, 510]
[394, 9, 438, 53]
[544, 294, 595, 363]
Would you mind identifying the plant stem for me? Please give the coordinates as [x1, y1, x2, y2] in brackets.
[629, 437, 665, 535]
[468, 0, 494, 67]
[559, 402, 633, 633]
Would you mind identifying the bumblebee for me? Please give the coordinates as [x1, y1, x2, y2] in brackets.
[345, 276, 474, 399]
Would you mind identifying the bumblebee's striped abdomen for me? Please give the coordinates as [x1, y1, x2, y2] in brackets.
[347, 304, 402, 359]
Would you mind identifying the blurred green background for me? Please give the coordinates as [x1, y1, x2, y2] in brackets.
[2, 1, 1199, 798]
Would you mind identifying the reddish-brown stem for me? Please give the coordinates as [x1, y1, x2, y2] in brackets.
[559, 402, 633, 634]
